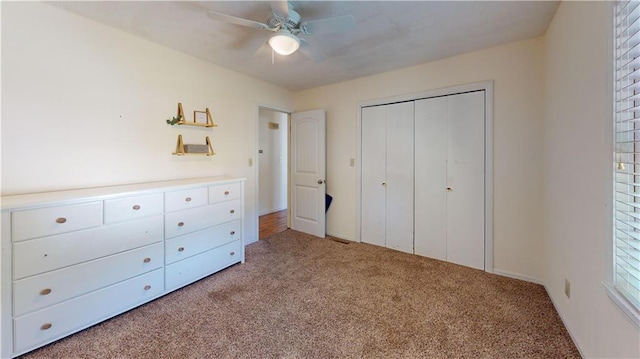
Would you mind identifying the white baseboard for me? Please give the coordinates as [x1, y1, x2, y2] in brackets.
[258, 207, 287, 216]
[492, 268, 544, 285]
[493, 270, 585, 356]
[544, 284, 587, 359]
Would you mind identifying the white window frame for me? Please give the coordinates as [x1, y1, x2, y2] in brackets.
[609, 0, 640, 328]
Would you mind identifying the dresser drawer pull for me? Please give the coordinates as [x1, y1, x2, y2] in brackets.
[178, 222, 185, 227]
[55, 217, 67, 224]
[185, 197, 192, 202]
[40, 323, 52, 330]
[144, 285, 151, 291]
[230, 231, 235, 235]
[143, 257, 151, 263]
[40, 288, 52, 296]
[230, 251, 235, 256]
[132, 204, 141, 210]
[230, 209, 235, 214]
[178, 247, 185, 252]
[224, 191, 230, 195]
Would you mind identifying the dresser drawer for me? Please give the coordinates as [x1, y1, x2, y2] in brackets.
[14, 268, 164, 354]
[14, 242, 163, 316]
[165, 187, 207, 213]
[164, 200, 241, 239]
[165, 240, 242, 291]
[164, 205, 214, 239]
[165, 220, 241, 265]
[12, 202, 102, 242]
[209, 199, 242, 227]
[14, 215, 163, 279]
[104, 193, 163, 224]
[208, 182, 241, 204]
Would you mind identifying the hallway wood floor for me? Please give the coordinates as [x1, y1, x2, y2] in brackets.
[259, 209, 287, 239]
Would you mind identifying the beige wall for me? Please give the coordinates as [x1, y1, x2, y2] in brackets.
[294, 37, 545, 281]
[543, 2, 640, 357]
[1, 2, 294, 243]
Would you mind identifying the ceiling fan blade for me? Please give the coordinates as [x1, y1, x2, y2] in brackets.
[207, 10, 269, 30]
[247, 33, 270, 55]
[299, 39, 326, 62]
[270, 1, 289, 19]
[301, 15, 355, 34]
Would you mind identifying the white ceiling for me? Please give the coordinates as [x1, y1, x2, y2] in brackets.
[49, 1, 560, 92]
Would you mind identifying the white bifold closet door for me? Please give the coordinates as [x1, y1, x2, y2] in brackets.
[361, 102, 414, 253]
[414, 91, 485, 270]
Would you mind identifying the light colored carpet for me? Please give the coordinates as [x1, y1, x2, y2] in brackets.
[21, 230, 579, 358]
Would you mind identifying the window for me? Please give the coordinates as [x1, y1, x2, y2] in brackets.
[613, 0, 640, 320]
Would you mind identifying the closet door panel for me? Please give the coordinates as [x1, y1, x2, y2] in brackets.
[361, 106, 387, 247]
[385, 102, 415, 253]
[414, 97, 447, 260]
[446, 91, 485, 270]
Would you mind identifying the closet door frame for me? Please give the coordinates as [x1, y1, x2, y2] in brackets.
[356, 80, 494, 273]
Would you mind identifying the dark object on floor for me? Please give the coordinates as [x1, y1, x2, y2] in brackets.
[329, 237, 350, 244]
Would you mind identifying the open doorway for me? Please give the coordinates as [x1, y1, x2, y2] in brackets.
[258, 107, 289, 239]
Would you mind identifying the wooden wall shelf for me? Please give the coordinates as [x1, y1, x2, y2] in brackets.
[173, 134, 215, 156]
[176, 103, 217, 127]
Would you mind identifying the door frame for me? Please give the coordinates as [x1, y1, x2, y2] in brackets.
[255, 104, 292, 244]
[356, 80, 494, 273]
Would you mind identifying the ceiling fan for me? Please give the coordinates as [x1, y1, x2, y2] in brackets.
[206, 1, 355, 62]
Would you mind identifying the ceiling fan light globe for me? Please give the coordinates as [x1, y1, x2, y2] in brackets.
[269, 31, 300, 55]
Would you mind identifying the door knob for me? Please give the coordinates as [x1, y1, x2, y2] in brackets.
[318, 179, 324, 184]
[446, 187, 452, 192]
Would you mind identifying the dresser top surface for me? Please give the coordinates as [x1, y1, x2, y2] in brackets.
[1, 176, 246, 210]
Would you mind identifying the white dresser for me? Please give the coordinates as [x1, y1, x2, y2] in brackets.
[0, 176, 245, 358]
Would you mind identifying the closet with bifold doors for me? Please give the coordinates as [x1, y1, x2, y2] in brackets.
[361, 90, 486, 270]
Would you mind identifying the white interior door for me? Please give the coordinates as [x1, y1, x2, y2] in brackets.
[361, 106, 387, 247]
[414, 91, 485, 270]
[290, 109, 326, 238]
[446, 91, 485, 270]
[385, 102, 414, 253]
[361, 102, 414, 252]
[414, 96, 448, 260]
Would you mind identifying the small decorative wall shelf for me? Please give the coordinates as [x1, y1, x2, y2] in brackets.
[173, 134, 215, 156]
[176, 102, 217, 127]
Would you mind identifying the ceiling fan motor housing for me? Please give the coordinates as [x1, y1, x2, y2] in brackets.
[269, 8, 301, 32]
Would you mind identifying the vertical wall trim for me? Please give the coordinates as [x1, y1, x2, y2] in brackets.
[484, 81, 495, 273]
